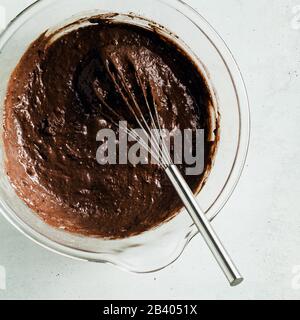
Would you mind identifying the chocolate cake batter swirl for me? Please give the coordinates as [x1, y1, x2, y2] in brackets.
[3, 16, 217, 238]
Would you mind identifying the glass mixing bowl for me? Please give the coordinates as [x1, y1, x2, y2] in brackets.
[0, 0, 250, 272]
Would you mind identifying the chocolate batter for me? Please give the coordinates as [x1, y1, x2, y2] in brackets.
[4, 16, 217, 238]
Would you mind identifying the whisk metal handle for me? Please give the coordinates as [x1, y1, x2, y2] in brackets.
[165, 165, 243, 286]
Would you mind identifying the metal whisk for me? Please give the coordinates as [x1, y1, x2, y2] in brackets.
[93, 55, 243, 286]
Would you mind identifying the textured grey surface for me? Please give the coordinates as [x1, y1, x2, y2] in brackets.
[0, 0, 300, 300]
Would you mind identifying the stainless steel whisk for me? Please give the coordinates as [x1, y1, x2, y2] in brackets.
[95, 57, 243, 286]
